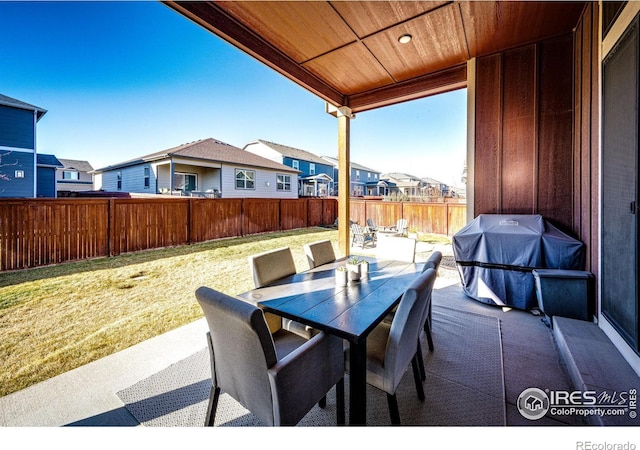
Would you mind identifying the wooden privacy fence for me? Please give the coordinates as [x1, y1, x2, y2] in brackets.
[0, 197, 466, 271]
[349, 199, 467, 237]
[0, 197, 337, 271]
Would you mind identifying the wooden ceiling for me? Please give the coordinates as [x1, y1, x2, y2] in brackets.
[165, 1, 586, 113]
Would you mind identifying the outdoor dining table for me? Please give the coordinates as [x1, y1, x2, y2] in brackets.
[237, 256, 423, 425]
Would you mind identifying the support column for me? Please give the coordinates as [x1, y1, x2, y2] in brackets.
[327, 103, 354, 258]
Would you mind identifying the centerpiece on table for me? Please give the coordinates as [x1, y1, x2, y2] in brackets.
[346, 256, 369, 282]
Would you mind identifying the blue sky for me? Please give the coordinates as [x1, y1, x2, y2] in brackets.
[0, 1, 467, 186]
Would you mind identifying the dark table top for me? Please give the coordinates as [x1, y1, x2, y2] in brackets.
[238, 257, 423, 343]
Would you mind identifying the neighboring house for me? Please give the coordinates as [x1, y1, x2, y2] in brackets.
[420, 176, 449, 197]
[243, 139, 333, 197]
[381, 173, 426, 197]
[92, 138, 299, 199]
[56, 159, 95, 195]
[0, 93, 47, 198]
[36, 154, 63, 198]
[322, 156, 382, 196]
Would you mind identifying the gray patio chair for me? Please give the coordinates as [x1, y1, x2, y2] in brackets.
[248, 247, 317, 339]
[303, 240, 336, 269]
[350, 223, 376, 249]
[366, 218, 379, 233]
[344, 268, 436, 425]
[195, 286, 345, 426]
[383, 218, 408, 236]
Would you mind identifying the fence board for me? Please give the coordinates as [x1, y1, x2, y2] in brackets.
[243, 198, 280, 235]
[190, 198, 243, 242]
[280, 199, 308, 230]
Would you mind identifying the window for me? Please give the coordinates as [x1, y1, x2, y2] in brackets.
[277, 174, 291, 191]
[117, 172, 122, 190]
[367, 172, 371, 180]
[62, 171, 79, 180]
[144, 166, 150, 188]
[356, 170, 360, 181]
[235, 169, 255, 189]
[173, 173, 197, 192]
[309, 163, 315, 175]
[292, 160, 299, 170]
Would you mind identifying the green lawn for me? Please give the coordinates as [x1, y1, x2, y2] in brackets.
[0, 227, 339, 397]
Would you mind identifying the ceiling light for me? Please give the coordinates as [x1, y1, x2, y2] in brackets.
[398, 34, 412, 44]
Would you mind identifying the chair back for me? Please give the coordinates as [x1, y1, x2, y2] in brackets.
[195, 286, 277, 424]
[384, 268, 437, 392]
[304, 240, 336, 269]
[376, 235, 416, 262]
[366, 218, 378, 230]
[422, 251, 442, 273]
[396, 218, 408, 234]
[249, 247, 296, 288]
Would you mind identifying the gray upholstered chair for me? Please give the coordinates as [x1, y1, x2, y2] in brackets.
[248, 247, 316, 339]
[195, 286, 345, 426]
[376, 235, 416, 262]
[303, 240, 336, 269]
[345, 268, 437, 425]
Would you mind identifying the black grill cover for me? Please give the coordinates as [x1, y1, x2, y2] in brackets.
[453, 214, 585, 310]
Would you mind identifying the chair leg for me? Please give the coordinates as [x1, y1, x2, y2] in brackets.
[386, 393, 401, 425]
[319, 395, 327, 408]
[336, 378, 345, 426]
[416, 340, 426, 381]
[205, 386, 220, 427]
[411, 355, 425, 401]
[424, 318, 434, 352]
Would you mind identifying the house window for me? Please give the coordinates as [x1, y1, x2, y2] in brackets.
[117, 172, 122, 190]
[310, 163, 315, 175]
[235, 169, 255, 189]
[173, 173, 197, 192]
[277, 174, 291, 191]
[367, 172, 371, 180]
[292, 160, 299, 170]
[356, 170, 360, 181]
[62, 171, 79, 180]
[144, 166, 150, 188]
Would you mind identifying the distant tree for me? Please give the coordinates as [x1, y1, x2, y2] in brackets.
[0, 151, 18, 181]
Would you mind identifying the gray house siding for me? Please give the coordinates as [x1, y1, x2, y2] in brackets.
[0, 105, 34, 149]
[0, 150, 35, 198]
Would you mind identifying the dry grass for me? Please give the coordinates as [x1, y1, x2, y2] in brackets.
[0, 227, 338, 397]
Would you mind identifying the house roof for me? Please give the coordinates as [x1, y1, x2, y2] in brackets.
[0, 93, 47, 121]
[57, 159, 94, 172]
[249, 139, 329, 166]
[321, 156, 379, 174]
[36, 154, 63, 168]
[165, 1, 586, 113]
[93, 138, 299, 173]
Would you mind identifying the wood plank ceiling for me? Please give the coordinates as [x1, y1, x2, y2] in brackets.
[165, 1, 586, 113]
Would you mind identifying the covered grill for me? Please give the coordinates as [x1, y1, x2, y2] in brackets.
[453, 214, 585, 310]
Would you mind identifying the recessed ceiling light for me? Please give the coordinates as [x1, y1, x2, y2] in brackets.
[398, 34, 412, 44]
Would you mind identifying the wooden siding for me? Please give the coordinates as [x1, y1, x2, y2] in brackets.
[0, 197, 458, 270]
[474, 32, 576, 233]
[573, 3, 600, 278]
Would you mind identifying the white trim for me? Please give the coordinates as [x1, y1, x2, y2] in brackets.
[32, 110, 37, 198]
[602, 1, 640, 56]
[0, 145, 35, 153]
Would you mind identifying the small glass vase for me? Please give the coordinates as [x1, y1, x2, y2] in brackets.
[335, 268, 348, 286]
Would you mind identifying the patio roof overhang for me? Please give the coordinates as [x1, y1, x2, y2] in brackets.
[163, 0, 587, 256]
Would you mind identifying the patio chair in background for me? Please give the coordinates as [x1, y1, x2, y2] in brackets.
[248, 247, 317, 339]
[195, 286, 345, 426]
[344, 268, 436, 425]
[303, 240, 336, 269]
[384, 218, 408, 236]
[376, 235, 416, 262]
[351, 223, 376, 249]
[366, 218, 379, 233]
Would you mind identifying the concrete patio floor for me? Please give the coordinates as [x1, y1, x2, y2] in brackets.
[1, 240, 637, 447]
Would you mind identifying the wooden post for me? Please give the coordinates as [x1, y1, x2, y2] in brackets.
[335, 106, 352, 258]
